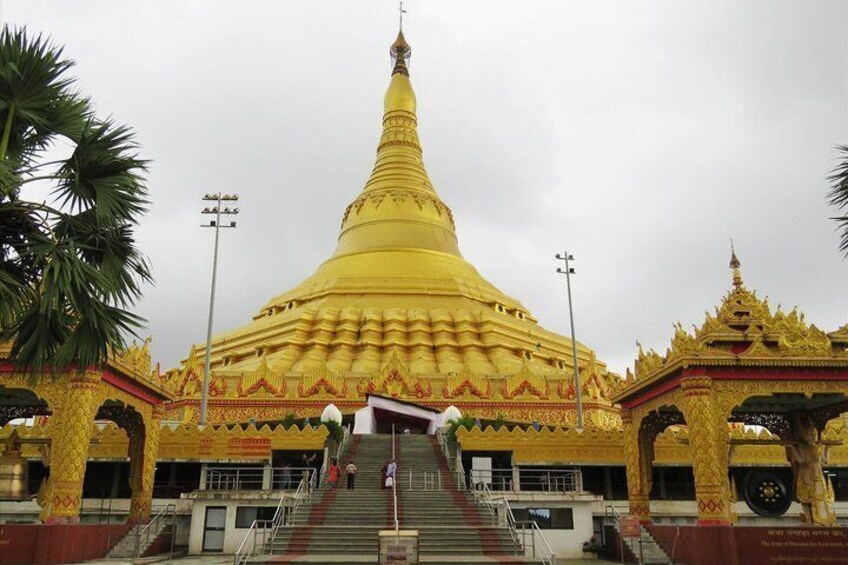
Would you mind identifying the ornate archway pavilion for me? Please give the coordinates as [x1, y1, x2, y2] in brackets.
[612, 252, 848, 526]
[0, 342, 173, 524]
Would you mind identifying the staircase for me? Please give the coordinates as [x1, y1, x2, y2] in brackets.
[619, 524, 671, 564]
[254, 434, 539, 564]
[107, 515, 173, 558]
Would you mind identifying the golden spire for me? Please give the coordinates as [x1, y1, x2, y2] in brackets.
[390, 31, 411, 76]
[730, 239, 743, 288]
[332, 30, 461, 259]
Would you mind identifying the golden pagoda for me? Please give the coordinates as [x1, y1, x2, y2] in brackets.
[161, 31, 624, 428]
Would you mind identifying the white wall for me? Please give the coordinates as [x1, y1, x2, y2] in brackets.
[188, 499, 280, 555]
[506, 500, 595, 560]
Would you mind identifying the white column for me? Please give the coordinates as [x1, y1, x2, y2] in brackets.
[262, 462, 273, 490]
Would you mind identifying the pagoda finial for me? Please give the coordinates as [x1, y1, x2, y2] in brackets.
[729, 239, 743, 288]
[399, 1, 407, 32]
[391, 4, 411, 76]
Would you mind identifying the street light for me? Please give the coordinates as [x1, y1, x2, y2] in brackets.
[555, 251, 583, 431]
[200, 193, 239, 425]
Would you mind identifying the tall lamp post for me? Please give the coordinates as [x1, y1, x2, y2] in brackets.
[555, 251, 583, 430]
[200, 193, 239, 425]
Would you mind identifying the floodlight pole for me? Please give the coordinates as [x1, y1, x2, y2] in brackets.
[556, 252, 583, 431]
[200, 193, 239, 425]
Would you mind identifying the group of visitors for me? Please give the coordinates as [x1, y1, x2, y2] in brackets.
[381, 459, 397, 489]
[326, 459, 360, 489]
[278, 452, 319, 490]
[323, 458, 397, 490]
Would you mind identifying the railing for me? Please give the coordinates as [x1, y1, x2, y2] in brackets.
[604, 503, 622, 524]
[205, 466, 263, 490]
[406, 469, 469, 491]
[436, 428, 469, 491]
[455, 457, 467, 490]
[204, 466, 316, 491]
[283, 475, 309, 527]
[435, 428, 456, 469]
[516, 520, 556, 565]
[603, 504, 626, 562]
[336, 424, 352, 460]
[133, 503, 176, 559]
[392, 425, 399, 532]
[234, 477, 309, 565]
[474, 481, 554, 565]
[469, 467, 583, 493]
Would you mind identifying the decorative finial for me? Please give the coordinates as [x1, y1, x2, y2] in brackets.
[389, 2, 411, 76]
[390, 30, 411, 76]
[729, 238, 743, 288]
[399, 1, 407, 32]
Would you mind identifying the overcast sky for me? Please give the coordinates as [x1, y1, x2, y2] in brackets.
[8, 1, 848, 376]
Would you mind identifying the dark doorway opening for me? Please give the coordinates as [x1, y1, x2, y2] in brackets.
[373, 407, 430, 434]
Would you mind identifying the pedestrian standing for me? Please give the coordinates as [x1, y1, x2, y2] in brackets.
[282, 461, 292, 490]
[386, 459, 397, 489]
[301, 454, 310, 488]
[380, 461, 389, 490]
[327, 459, 341, 489]
[346, 461, 358, 490]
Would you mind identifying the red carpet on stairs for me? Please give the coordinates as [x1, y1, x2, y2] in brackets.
[427, 436, 522, 561]
[279, 436, 362, 559]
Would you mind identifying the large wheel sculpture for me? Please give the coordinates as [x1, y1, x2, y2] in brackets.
[742, 470, 792, 517]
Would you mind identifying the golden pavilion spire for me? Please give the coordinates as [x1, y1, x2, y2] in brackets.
[730, 239, 743, 288]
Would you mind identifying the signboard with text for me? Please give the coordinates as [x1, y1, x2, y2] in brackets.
[620, 516, 640, 538]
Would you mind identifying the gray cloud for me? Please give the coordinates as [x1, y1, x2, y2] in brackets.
[8, 0, 847, 375]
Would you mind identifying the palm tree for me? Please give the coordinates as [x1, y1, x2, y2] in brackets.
[0, 27, 151, 374]
[829, 145, 848, 256]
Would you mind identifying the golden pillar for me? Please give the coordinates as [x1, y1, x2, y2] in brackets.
[128, 405, 164, 523]
[44, 373, 101, 523]
[681, 377, 733, 525]
[622, 408, 652, 522]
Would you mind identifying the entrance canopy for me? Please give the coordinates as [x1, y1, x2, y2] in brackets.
[353, 394, 444, 435]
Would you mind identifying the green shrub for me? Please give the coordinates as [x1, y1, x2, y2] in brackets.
[447, 415, 478, 442]
[323, 420, 345, 443]
[282, 413, 298, 429]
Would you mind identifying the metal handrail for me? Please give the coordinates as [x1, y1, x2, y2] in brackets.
[455, 457, 467, 490]
[526, 520, 555, 565]
[392, 425, 399, 532]
[469, 467, 583, 493]
[435, 429, 455, 470]
[309, 465, 318, 492]
[133, 503, 175, 559]
[336, 424, 352, 459]
[318, 455, 329, 487]
[605, 503, 622, 522]
[404, 469, 463, 491]
[205, 466, 315, 491]
[233, 477, 310, 565]
[603, 504, 626, 562]
[285, 476, 308, 526]
[515, 520, 555, 565]
[475, 482, 554, 565]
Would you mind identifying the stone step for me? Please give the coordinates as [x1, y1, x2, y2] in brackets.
[249, 556, 536, 565]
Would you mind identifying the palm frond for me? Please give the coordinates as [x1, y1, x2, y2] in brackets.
[828, 145, 848, 257]
[0, 26, 152, 374]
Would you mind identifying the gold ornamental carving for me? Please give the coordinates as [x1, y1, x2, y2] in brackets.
[299, 364, 347, 398]
[502, 364, 548, 399]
